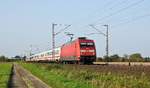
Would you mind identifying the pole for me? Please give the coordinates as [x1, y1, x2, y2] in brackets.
[51, 23, 71, 60]
[103, 25, 109, 62]
[52, 23, 57, 60]
[89, 24, 110, 64]
[29, 44, 32, 60]
[106, 25, 109, 58]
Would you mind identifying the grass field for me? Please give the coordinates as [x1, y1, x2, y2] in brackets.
[21, 63, 150, 88]
[0, 63, 12, 88]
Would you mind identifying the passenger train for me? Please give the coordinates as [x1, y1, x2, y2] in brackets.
[27, 37, 96, 64]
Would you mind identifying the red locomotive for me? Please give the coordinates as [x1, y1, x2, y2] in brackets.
[61, 37, 96, 64]
[28, 37, 96, 64]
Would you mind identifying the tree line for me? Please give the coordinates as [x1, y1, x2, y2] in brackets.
[0, 53, 150, 62]
[97, 53, 150, 62]
[0, 55, 25, 62]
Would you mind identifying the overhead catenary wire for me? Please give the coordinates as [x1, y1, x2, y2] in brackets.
[79, 0, 120, 21]
[60, 0, 135, 36]
[92, 0, 145, 25]
[112, 13, 150, 28]
[88, 0, 130, 23]
[68, 0, 121, 29]
[55, 25, 71, 35]
[109, 0, 130, 10]
[89, 24, 106, 36]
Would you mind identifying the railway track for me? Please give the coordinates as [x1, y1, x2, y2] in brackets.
[28, 61, 150, 66]
[9, 63, 51, 88]
[93, 62, 150, 66]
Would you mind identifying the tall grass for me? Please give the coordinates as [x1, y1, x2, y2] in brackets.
[0, 63, 12, 88]
[21, 63, 150, 88]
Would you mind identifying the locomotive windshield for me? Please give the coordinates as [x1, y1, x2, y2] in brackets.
[80, 42, 94, 47]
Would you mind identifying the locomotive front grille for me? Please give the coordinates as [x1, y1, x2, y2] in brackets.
[80, 56, 96, 64]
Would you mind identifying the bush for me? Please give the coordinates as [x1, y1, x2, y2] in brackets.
[129, 53, 144, 62]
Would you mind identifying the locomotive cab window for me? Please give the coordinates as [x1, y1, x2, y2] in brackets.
[87, 43, 94, 46]
[80, 42, 94, 47]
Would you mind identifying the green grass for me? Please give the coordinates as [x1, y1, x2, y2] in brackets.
[21, 63, 91, 88]
[21, 63, 150, 88]
[0, 63, 12, 88]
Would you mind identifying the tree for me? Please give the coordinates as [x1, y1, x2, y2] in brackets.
[0, 56, 6, 61]
[144, 57, 150, 62]
[14, 55, 21, 59]
[121, 54, 129, 62]
[129, 53, 143, 62]
[103, 55, 110, 62]
[0, 56, 9, 62]
[109, 54, 120, 62]
[96, 57, 103, 62]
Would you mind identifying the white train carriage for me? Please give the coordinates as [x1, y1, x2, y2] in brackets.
[28, 47, 61, 62]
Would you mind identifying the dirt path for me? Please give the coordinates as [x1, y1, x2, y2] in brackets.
[9, 63, 51, 88]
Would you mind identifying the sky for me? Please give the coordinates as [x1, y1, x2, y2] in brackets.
[0, 0, 150, 57]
